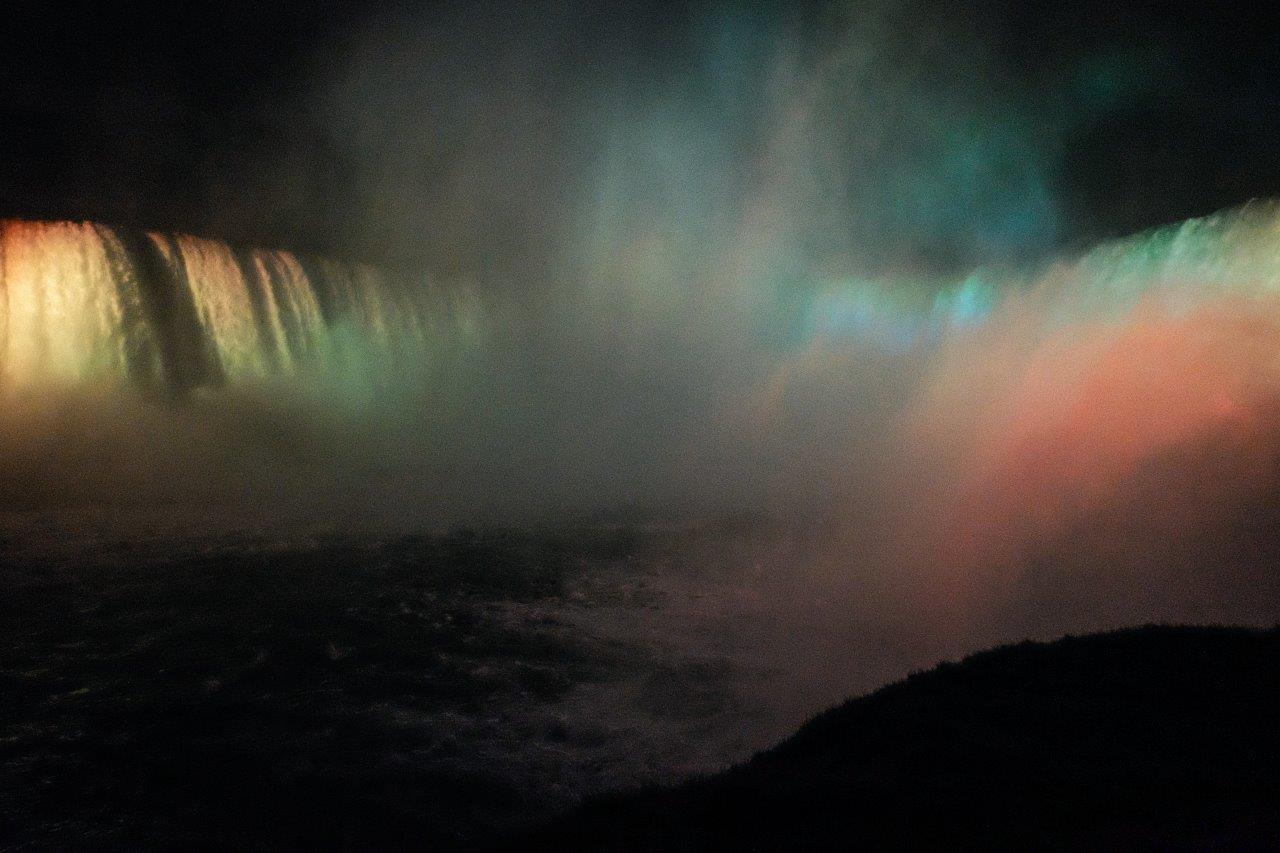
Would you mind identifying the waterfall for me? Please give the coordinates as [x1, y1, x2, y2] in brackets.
[0, 220, 474, 392]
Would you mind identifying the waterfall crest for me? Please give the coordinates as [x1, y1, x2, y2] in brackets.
[0, 220, 474, 391]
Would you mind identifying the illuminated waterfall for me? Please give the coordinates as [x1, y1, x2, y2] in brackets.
[0, 220, 476, 391]
[795, 201, 1280, 353]
[6, 203, 1280, 400]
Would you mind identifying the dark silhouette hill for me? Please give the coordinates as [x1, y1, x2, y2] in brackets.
[515, 625, 1280, 851]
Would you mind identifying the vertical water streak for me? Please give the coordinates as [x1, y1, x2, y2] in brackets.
[0, 218, 469, 395]
[0, 221, 130, 382]
[116, 229, 223, 392]
[96, 224, 163, 385]
[267, 251, 327, 368]
[175, 235, 268, 379]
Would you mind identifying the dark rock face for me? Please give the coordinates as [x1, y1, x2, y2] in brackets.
[522, 625, 1280, 851]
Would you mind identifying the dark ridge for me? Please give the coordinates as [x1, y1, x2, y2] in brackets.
[110, 227, 223, 393]
[512, 625, 1280, 851]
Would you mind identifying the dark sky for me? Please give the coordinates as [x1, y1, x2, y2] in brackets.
[3, 0, 1280, 277]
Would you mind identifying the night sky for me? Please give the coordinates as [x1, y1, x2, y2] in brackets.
[4, 0, 1280, 277]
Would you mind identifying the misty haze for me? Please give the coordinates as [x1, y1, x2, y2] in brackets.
[4, 1, 1280, 849]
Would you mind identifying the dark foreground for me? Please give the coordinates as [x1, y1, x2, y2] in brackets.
[4, 525, 1279, 850]
[0, 524, 782, 849]
[526, 625, 1280, 851]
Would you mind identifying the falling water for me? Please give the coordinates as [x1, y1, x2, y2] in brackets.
[0, 220, 479, 393]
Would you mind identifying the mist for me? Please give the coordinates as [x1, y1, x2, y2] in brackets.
[5, 0, 1280, 730]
